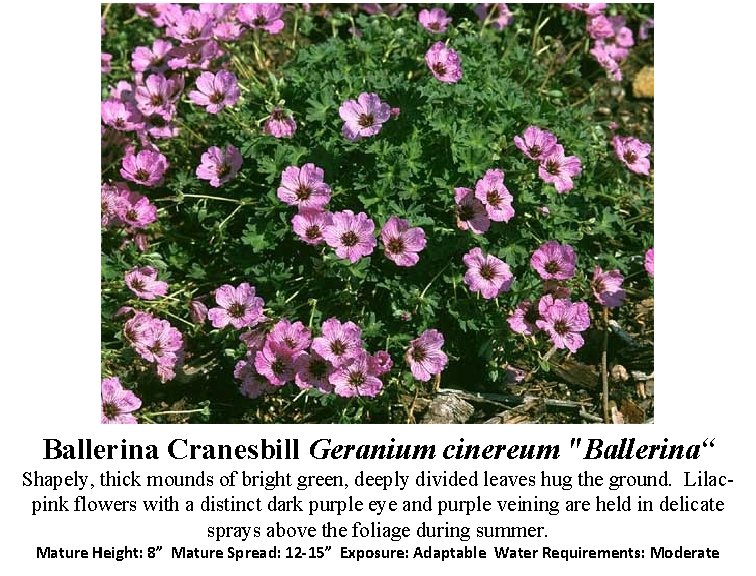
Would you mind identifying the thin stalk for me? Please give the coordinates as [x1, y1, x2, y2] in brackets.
[601, 306, 610, 423]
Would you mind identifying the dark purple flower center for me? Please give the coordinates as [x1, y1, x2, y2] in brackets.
[410, 345, 427, 363]
[330, 339, 346, 357]
[357, 114, 374, 128]
[283, 337, 297, 349]
[254, 16, 268, 26]
[486, 190, 501, 206]
[553, 320, 569, 336]
[187, 26, 200, 39]
[386, 237, 405, 255]
[340, 231, 359, 247]
[528, 145, 542, 157]
[544, 261, 560, 274]
[125, 208, 138, 222]
[134, 168, 150, 181]
[216, 162, 231, 179]
[309, 359, 328, 380]
[432, 62, 447, 76]
[271, 358, 287, 376]
[479, 263, 496, 281]
[149, 93, 164, 106]
[545, 159, 561, 176]
[130, 278, 145, 291]
[348, 371, 366, 388]
[623, 150, 638, 164]
[429, 22, 440, 30]
[103, 402, 120, 420]
[457, 203, 475, 221]
[150, 55, 164, 66]
[305, 225, 321, 240]
[149, 341, 164, 355]
[295, 185, 312, 200]
[592, 278, 605, 293]
[209, 91, 225, 104]
[188, 51, 201, 64]
[271, 108, 285, 120]
[228, 302, 247, 319]
[114, 118, 126, 128]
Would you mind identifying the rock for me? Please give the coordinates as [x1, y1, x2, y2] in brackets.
[633, 66, 654, 99]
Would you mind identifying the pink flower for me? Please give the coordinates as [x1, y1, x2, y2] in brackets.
[474, 4, 513, 29]
[101, 377, 141, 424]
[125, 266, 168, 300]
[513, 125, 558, 161]
[590, 41, 623, 81]
[295, 350, 334, 392]
[538, 144, 582, 193]
[292, 209, 333, 245]
[166, 9, 213, 44]
[240, 327, 268, 351]
[101, 53, 112, 74]
[135, 74, 177, 119]
[189, 70, 240, 114]
[531, 241, 577, 280]
[101, 183, 131, 227]
[255, 342, 302, 386]
[645, 248, 654, 278]
[101, 99, 143, 132]
[406, 329, 448, 382]
[208, 283, 265, 329]
[563, 3, 606, 16]
[474, 168, 514, 222]
[131, 39, 173, 72]
[263, 107, 297, 138]
[339, 93, 391, 141]
[189, 300, 209, 324]
[237, 4, 285, 35]
[118, 188, 158, 229]
[135, 4, 173, 27]
[167, 40, 222, 70]
[380, 216, 426, 267]
[267, 319, 312, 353]
[120, 148, 168, 187]
[132, 316, 184, 379]
[609, 16, 634, 49]
[418, 8, 451, 33]
[639, 18, 654, 41]
[425, 41, 462, 83]
[311, 318, 364, 367]
[454, 187, 490, 234]
[214, 21, 244, 41]
[613, 135, 651, 175]
[235, 356, 275, 398]
[369, 350, 393, 376]
[592, 267, 626, 308]
[463, 247, 514, 299]
[508, 300, 541, 336]
[123, 310, 154, 345]
[330, 351, 383, 398]
[277, 164, 331, 209]
[322, 210, 377, 263]
[587, 15, 614, 39]
[196, 144, 243, 187]
[537, 295, 590, 353]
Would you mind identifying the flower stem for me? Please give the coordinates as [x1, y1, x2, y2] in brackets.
[601, 306, 610, 423]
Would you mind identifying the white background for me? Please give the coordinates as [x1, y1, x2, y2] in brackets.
[2, 1, 755, 574]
